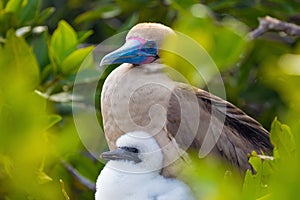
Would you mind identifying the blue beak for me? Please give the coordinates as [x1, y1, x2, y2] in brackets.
[100, 39, 158, 66]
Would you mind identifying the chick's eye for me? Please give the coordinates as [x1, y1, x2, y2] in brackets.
[121, 147, 139, 153]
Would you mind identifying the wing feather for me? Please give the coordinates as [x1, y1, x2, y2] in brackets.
[166, 85, 273, 173]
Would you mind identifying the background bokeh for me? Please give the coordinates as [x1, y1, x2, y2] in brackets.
[0, 0, 300, 199]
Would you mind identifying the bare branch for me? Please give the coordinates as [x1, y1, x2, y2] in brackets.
[60, 179, 71, 200]
[62, 160, 96, 191]
[249, 16, 300, 39]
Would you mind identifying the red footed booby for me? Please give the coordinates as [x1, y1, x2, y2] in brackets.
[100, 23, 273, 176]
[95, 131, 194, 200]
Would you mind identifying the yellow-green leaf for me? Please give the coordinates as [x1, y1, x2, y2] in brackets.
[5, 0, 23, 13]
[37, 170, 53, 184]
[61, 46, 94, 74]
[44, 114, 62, 130]
[0, 30, 39, 89]
[50, 20, 78, 65]
[270, 118, 295, 159]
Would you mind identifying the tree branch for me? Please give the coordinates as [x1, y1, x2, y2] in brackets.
[249, 16, 300, 39]
[62, 161, 96, 191]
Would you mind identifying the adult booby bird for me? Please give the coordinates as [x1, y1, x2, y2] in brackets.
[100, 23, 273, 176]
[95, 131, 194, 200]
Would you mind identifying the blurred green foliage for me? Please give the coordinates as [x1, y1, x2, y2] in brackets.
[0, 0, 300, 199]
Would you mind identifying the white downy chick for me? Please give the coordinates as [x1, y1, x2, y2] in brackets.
[95, 131, 194, 200]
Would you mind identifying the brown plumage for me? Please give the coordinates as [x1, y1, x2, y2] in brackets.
[100, 23, 273, 176]
[167, 85, 272, 172]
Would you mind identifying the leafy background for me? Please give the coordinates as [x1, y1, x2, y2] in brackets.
[0, 0, 300, 199]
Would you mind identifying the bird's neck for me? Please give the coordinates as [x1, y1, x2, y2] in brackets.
[101, 63, 176, 149]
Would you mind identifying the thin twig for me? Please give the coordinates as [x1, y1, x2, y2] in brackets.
[249, 16, 300, 39]
[62, 160, 96, 191]
[60, 179, 71, 200]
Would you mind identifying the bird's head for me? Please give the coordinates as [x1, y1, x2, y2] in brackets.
[100, 23, 175, 66]
[101, 131, 164, 173]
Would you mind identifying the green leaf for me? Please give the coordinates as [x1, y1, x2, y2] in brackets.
[61, 46, 94, 74]
[29, 29, 49, 69]
[242, 150, 274, 200]
[5, 0, 23, 13]
[37, 170, 53, 184]
[18, 0, 40, 24]
[44, 114, 62, 130]
[169, 0, 198, 10]
[243, 157, 262, 196]
[118, 12, 139, 32]
[0, 29, 39, 89]
[248, 152, 261, 172]
[77, 30, 93, 44]
[243, 169, 260, 200]
[74, 4, 121, 24]
[257, 193, 272, 200]
[242, 156, 267, 200]
[74, 10, 101, 24]
[36, 6, 55, 24]
[0, 12, 18, 36]
[50, 20, 78, 66]
[40, 63, 53, 82]
[270, 118, 295, 159]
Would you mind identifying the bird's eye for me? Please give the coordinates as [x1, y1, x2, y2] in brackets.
[141, 41, 157, 54]
[120, 146, 139, 153]
[145, 41, 156, 48]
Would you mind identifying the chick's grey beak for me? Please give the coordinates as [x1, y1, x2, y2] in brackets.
[100, 149, 141, 163]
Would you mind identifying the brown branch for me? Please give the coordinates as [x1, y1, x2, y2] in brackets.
[249, 16, 300, 39]
[62, 161, 96, 191]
